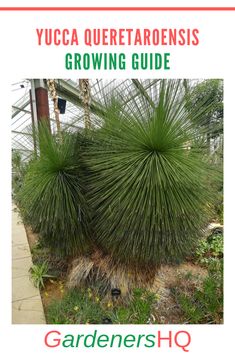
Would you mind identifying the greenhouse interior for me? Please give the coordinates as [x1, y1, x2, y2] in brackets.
[12, 78, 223, 324]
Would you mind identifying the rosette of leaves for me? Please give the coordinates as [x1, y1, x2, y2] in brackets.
[85, 80, 215, 269]
[19, 127, 92, 257]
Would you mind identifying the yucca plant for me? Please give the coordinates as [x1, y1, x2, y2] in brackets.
[19, 126, 92, 257]
[17, 79, 221, 291]
[85, 80, 215, 272]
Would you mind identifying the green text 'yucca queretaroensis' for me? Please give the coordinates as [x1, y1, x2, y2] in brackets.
[19, 128, 91, 256]
[85, 80, 214, 268]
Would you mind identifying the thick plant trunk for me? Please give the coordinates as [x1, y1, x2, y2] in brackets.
[67, 250, 157, 297]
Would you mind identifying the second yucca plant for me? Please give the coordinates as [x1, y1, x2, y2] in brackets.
[19, 127, 92, 257]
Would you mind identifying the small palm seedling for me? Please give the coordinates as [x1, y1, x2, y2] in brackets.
[30, 261, 54, 289]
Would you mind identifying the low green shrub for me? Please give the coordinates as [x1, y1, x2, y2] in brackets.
[46, 288, 157, 324]
[46, 288, 104, 324]
[195, 229, 223, 267]
[172, 261, 223, 324]
[174, 226, 223, 324]
[109, 289, 156, 324]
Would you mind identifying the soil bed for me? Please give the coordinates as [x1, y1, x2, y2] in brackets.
[24, 225, 221, 325]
